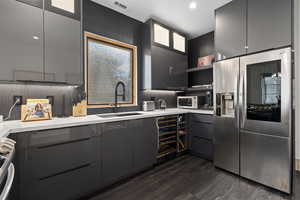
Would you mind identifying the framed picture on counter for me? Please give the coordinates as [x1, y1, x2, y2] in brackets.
[21, 99, 52, 122]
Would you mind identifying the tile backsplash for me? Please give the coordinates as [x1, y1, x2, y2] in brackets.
[0, 82, 181, 121]
[0, 83, 76, 120]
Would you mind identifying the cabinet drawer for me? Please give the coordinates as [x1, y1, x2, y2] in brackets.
[190, 137, 213, 160]
[27, 137, 97, 179]
[190, 122, 213, 140]
[189, 114, 213, 123]
[24, 163, 99, 200]
[103, 121, 127, 131]
[29, 125, 97, 147]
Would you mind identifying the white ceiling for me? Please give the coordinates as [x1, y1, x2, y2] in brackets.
[91, 0, 232, 38]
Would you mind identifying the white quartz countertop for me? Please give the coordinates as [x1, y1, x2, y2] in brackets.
[0, 108, 214, 138]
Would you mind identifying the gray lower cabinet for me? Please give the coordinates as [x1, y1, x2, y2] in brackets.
[11, 125, 100, 200]
[247, 0, 292, 53]
[101, 118, 157, 187]
[101, 121, 134, 187]
[131, 118, 157, 172]
[188, 114, 214, 160]
[10, 118, 158, 200]
[44, 10, 82, 84]
[0, 0, 44, 81]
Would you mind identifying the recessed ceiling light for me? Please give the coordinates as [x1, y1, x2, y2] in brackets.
[33, 36, 40, 40]
[189, 1, 197, 10]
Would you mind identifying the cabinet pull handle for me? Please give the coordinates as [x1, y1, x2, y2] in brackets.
[39, 164, 91, 181]
[37, 137, 91, 149]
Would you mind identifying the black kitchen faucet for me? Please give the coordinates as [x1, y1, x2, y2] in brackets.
[114, 81, 126, 113]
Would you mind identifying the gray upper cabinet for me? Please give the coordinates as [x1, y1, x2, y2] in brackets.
[0, 0, 82, 84]
[247, 0, 292, 53]
[44, 10, 82, 84]
[151, 46, 188, 90]
[0, 0, 44, 81]
[142, 20, 188, 90]
[215, 0, 247, 61]
[215, 0, 292, 60]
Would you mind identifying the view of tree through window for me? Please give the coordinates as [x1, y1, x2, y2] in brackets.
[86, 33, 137, 107]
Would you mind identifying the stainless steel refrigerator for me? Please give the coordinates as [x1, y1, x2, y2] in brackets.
[213, 47, 292, 194]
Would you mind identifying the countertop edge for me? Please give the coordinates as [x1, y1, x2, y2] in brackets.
[0, 109, 214, 138]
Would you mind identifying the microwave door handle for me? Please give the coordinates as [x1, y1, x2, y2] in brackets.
[0, 163, 15, 200]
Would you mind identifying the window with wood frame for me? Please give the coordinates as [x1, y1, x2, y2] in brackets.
[85, 32, 137, 108]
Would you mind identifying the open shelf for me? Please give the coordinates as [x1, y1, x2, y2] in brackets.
[186, 65, 213, 73]
[186, 85, 213, 92]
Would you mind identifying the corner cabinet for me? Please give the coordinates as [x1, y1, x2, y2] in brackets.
[215, 0, 292, 61]
[142, 20, 188, 90]
[0, 0, 82, 84]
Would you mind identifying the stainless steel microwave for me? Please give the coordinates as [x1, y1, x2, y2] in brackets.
[177, 96, 198, 109]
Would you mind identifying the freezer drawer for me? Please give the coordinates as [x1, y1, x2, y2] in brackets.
[240, 130, 291, 193]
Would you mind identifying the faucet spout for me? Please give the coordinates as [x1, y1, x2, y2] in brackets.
[114, 81, 126, 113]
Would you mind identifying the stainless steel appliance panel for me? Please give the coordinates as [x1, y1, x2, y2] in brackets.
[240, 130, 291, 193]
[214, 117, 239, 174]
[239, 47, 292, 193]
[213, 58, 240, 175]
[239, 47, 292, 137]
[214, 58, 240, 94]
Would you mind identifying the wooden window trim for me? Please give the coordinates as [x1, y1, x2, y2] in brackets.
[84, 32, 138, 109]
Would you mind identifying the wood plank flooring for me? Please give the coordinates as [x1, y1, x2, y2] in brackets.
[88, 155, 300, 200]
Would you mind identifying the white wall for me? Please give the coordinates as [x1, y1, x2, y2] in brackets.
[295, 0, 300, 159]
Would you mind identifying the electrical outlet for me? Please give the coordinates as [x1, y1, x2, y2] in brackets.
[46, 96, 54, 106]
[13, 96, 22, 105]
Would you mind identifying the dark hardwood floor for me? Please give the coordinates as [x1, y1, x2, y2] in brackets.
[89, 155, 300, 200]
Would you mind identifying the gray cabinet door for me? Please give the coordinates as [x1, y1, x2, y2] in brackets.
[0, 0, 43, 81]
[151, 45, 187, 90]
[131, 118, 157, 172]
[44, 10, 82, 84]
[102, 121, 134, 187]
[247, 0, 292, 53]
[12, 126, 99, 200]
[188, 114, 214, 160]
[215, 0, 247, 61]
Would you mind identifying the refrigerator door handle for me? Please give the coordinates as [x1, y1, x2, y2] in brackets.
[240, 75, 246, 129]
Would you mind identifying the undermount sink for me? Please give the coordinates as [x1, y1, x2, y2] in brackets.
[97, 112, 144, 118]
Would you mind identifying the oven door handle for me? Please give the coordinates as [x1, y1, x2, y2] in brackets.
[0, 163, 15, 200]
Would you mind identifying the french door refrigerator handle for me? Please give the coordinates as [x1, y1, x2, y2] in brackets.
[240, 75, 246, 129]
